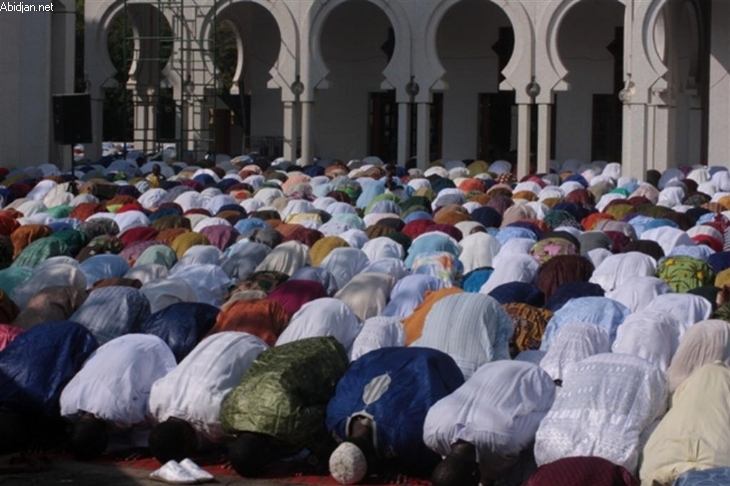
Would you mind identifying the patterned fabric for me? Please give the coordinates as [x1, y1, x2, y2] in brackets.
[674, 468, 730, 486]
[535, 353, 668, 473]
[503, 303, 552, 356]
[523, 457, 639, 486]
[233, 270, 289, 295]
[658, 256, 715, 293]
[220, 337, 349, 448]
[529, 235, 579, 261]
[410, 251, 464, 286]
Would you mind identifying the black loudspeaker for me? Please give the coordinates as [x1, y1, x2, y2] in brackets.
[52, 94, 92, 144]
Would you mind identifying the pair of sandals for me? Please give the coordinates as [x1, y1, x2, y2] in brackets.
[150, 458, 214, 484]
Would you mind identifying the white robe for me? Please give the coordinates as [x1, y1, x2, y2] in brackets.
[148, 332, 268, 443]
[423, 361, 555, 462]
[534, 353, 668, 473]
[60, 334, 176, 429]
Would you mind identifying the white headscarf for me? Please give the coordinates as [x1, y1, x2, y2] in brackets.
[605, 277, 671, 312]
[589, 252, 657, 292]
[479, 254, 539, 295]
[539, 323, 611, 381]
[459, 232, 501, 274]
[666, 319, 730, 392]
[276, 298, 362, 352]
[645, 293, 713, 338]
[254, 240, 311, 276]
[349, 316, 405, 361]
[612, 310, 681, 372]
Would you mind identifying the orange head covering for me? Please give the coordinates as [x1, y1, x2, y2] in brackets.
[11, 224, 52, 258]
[209, 299, 289, 346]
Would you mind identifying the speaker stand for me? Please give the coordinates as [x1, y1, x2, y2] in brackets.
[69, 144, 78, 196]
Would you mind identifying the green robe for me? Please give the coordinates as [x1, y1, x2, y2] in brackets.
[220, 336, 349, 449]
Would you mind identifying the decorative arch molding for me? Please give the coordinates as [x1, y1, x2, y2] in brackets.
[421, 0, 533, 103]
[542, 0, 675, 102]
[544, 0, 627, 94]
[214, 17, 245, 93]
[87, 0, 142, 88]
[201, 0, 299, 100]
[642, 0, 672, 94]
[307, 0, 413, 101]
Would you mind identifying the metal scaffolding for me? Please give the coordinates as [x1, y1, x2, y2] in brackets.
[121, 0, 218, 161]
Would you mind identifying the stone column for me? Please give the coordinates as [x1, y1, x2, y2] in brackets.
[516, 103, 531, 178]
[536, 103, 552, 174]
[708, 0, 730, 165]
[397, 102, 411, 166]
[85, 85, 105, 162]
[282, 101, 298, 162]
[300, 101, 314, 165]
[416, 102, 431, 171]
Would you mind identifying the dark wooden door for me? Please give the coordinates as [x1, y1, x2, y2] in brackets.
[369, 90, 398, 162]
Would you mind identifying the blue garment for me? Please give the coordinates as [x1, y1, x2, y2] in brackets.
[326, 347, 464, 467]
[489, 281, 544, 306]
[462, 268, 494, 293]
[674, 467, 730, 486]
[402, 211, 433, 224]
[541, 297, 630, 350]
[0, 321, 97, 416]
[496, 227, 537, 246]
[234, 217, 269, 235]
[356, 180, 385, 209]
[708, 251, 730, 275]
[79, 254, 131, 287]
[140, 302, 219, 362]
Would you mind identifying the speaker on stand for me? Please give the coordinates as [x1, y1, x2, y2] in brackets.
[52, 93, 92, 195]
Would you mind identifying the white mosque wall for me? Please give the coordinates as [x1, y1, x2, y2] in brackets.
[0, 12, 53, 167]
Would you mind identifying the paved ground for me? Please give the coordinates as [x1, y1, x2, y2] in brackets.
[0, 459, 318, 486]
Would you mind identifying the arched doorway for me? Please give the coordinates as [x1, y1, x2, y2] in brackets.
[555, 0, 626, 165]
[315, 0, 396, 161]
[436, 0, 514, 162]
[212, 3, 283, 157]
[103, 4, 173, 154]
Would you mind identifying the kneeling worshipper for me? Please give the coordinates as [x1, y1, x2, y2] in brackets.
[207, 299, 290, 347]
[59, 334, 176, 460]
[220, 336, 349, 477]
[523, 457, 639, 486]
[147, 332, 269, 463]
[641, 362, 730, 485]
[411, 293, 513, 379]
[0, 321, 98, 453]
[665, 319, 730, 392]
[534, 353, 668, 475]
[423, 361, 556, 486]
[326, 347, 465, 484]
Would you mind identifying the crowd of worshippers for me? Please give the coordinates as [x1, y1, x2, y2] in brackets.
[2, 156, 730, 485]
